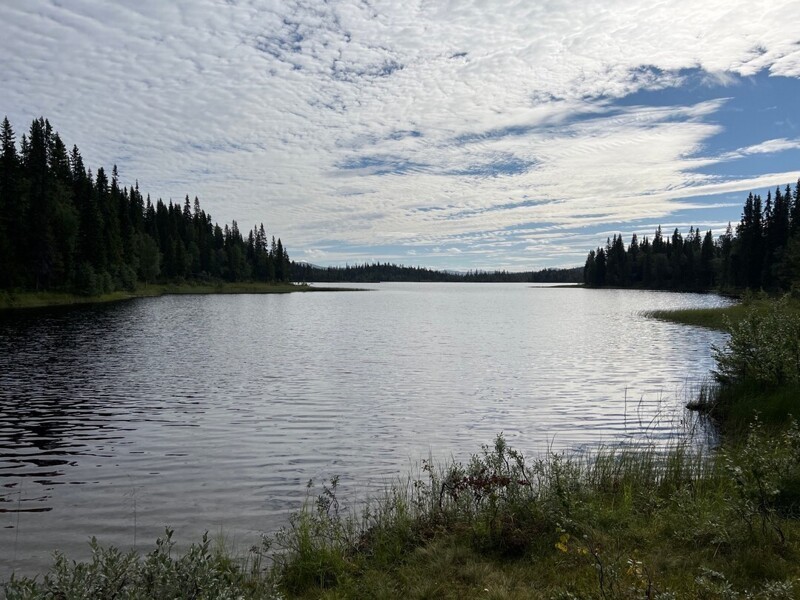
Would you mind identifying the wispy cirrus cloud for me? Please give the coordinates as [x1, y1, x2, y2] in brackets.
[1, 0, 799, 269]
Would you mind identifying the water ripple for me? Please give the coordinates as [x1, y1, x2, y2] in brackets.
[0, 284, 731, 576]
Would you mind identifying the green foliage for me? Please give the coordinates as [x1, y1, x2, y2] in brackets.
[117, 264, 138, 293]
[583, 179, 800, 292]
[665, 297, 800, 433]
[4, 529, 275, 600]
[260, 433, 800, 598]
[721, 419, 800, 542]
[7, 432, 800, 599]
[269, 480, 357, 594]
[0, 116, 293, 296]
[712, 298, 800, 387]
[73, 261, 101, 296]
[137, 233, 161, 284]
[291, 262, 584, 283]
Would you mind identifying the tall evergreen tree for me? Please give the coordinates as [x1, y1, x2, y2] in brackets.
[0, 116, 293, 293]
[791, 180, 800, 236]
[0, 117, 19, 287]
[699, 229, 715, 288]
[582, 181, 800, 292]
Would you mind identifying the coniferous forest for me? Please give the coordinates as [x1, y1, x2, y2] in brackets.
[0, 117, 291, 295]
[4, 116, 798, 297]
[583, 180, 800, 291]
[290, 262, 583, 283]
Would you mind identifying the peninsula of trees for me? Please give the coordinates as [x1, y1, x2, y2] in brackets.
[0, 117, 291, 296]
[583, 180, 800, 291]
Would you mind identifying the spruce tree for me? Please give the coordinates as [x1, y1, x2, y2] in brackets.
[0, 117, 19, 287]
[583, 249, 596, 285]
[0, 117, 293, 294]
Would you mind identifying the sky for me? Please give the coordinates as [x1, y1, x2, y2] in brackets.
[2, 0, 800, 271]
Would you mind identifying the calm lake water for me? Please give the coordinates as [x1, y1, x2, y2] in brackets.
[0, 283, 732, 577]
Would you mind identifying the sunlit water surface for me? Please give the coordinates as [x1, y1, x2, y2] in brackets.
[0, 283, 732, 577]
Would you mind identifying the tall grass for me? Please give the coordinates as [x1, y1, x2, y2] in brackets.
[647, 292, 800, 333]
[6, 425, 800, 599]
[262, 427, 800, 598]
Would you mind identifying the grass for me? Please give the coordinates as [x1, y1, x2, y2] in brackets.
[688, 381, 800, 437]
[265, 431, 800, 599]
[0, 281, 357, 311]
[646, 295, 800, 332]
[647, 304, 750, 331]
[8, 430, 800, 599]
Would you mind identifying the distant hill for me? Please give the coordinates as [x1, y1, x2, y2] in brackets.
[291, 261, 583, 283]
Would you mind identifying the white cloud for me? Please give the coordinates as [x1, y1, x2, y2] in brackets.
[725, 138, 800, 158]
[1, 0, 799, 269]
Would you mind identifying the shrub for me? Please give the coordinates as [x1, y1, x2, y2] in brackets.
[4, 530, 274, 600]
[73, 262, 100, 296]
[712, 298, 800, 387]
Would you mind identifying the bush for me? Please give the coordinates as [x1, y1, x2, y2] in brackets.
[4, 529, 274, 600]
[73, 262, 100, 296]
[712, 298, 800, 387]
[99, 270, 114, 294]
[119, 264, 138, 292]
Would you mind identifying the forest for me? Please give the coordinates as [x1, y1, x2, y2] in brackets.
[8, 115, 797, 297]
[290, 262, 583, 283]
[583, 181, 800, 291]
[0, 117, 291, 295]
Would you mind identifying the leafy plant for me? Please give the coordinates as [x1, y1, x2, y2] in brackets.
[712, 298, 800, 387]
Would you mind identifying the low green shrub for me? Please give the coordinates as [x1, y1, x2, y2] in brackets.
[712, 297, 800, 388]
[4, 529, 274, 600]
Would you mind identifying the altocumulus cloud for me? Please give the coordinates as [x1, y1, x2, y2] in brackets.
[2, 0, 800, 269]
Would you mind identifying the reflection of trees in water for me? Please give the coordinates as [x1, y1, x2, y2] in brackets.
[0, 304, 136, 512]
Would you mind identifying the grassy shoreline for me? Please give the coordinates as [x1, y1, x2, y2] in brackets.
[7, 431, 800, 599]
[0, 282, 359, 311]
[645, 302, 749, 331]
[646, 296, 800, 332]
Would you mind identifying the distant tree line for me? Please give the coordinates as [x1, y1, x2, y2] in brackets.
[291, 262, 583, 283]
[583, 181, 800, 291]
[0, 117, 291, 295]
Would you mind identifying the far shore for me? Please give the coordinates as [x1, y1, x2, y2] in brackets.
[0, 281, 362, 311]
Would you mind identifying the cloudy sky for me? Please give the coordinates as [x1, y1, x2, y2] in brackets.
[2, 0, 800, 270]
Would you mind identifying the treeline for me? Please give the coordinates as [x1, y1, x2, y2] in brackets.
[0, 117, 291, 295]
[583, 181, 800, 291]
[291, 262, 583, 283]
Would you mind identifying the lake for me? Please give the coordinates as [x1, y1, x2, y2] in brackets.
[0, 283, 732, 578]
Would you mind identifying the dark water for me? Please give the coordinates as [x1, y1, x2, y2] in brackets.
[0, 284, 731, 577]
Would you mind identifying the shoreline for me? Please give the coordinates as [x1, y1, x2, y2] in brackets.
[646, 296, 799, 331]
[3, 282, 747, 313]
[7, 425, 800, 598]
[0, 282, 362, 312]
